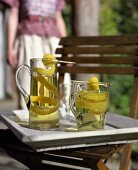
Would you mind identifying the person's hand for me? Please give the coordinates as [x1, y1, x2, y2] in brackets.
[7, 49, 17, 69]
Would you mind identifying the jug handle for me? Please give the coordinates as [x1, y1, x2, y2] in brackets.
[16, 64, 30, 106]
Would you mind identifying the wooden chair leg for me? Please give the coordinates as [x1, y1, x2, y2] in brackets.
[119, 144, 132, 170]
[97, 160, 110, 170]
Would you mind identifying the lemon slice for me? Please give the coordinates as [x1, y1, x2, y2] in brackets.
[33, 67, 56, 76]
[80, 91, 108, 102]
[30, 96, 58, 115]
[34, 76, 58, 95]
[75, 92, 108, 115]
[42, 54, 56, 66]
[30, 105, 58, 115]
[88, 76, 99, 91]
[30, 96, 58, 105]
[40, 54, 56, 75]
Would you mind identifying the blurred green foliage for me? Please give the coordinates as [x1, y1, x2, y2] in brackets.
[100, 0, 119, 35]
[114, 0, 138, 34]
[104, 75, 133, 116]
[100, 0, 138, 35]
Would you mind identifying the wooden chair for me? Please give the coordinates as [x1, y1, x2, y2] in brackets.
[56, 35, 138, 170]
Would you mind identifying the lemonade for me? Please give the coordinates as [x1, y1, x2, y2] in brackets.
[74, 90, 109, 130]
[29, 75, 59, 130]
[70, 77, 110, 131]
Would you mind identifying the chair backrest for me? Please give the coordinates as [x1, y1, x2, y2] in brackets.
[56, 35, 138, 119]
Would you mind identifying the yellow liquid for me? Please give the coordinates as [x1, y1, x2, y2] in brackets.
[29, 75, 59, 130]
[74, 90, 109, 131]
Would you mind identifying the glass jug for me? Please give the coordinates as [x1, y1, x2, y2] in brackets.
[16, 58, 59, 130]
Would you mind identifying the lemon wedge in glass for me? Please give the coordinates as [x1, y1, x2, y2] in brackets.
[88, 76, 99, 91]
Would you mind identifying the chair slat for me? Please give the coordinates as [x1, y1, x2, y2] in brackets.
[58, 66, 138, 75]
[56, 46, 138, 55]
[59, 35, 138, 46]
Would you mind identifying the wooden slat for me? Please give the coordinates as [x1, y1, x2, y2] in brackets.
[59, 35, 138, 46]
[43, 153, 89, 168]
[60, 56, 138, 65]
[58, 66, 138, 75]
[56, 46, 138, 55]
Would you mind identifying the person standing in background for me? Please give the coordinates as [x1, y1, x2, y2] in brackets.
[2, 0, 67, 109]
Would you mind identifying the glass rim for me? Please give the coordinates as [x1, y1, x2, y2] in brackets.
[71, 80, 111, 86]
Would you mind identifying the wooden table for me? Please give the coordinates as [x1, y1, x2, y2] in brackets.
[0, 110, 138, 170]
